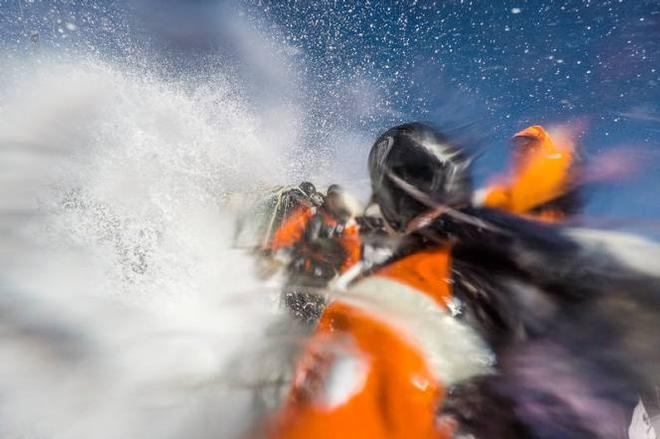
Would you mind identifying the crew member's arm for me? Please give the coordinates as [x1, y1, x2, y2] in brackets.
[480, 125, 578, 221]
[268, 207, 315, 252]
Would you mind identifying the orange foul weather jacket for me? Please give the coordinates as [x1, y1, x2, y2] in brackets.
[268, 206, 361, 275]
[267, 246, 492, 439]
[266, 125, 577, 439]
[477, 124, 579, 222]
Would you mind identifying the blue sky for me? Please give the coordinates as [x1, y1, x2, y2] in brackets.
[244, 0, 659, 219]
[1, 0, 658, 221]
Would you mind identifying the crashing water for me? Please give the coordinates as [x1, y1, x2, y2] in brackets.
[0, 1, 382, 435]
[0, 51, 304, 438]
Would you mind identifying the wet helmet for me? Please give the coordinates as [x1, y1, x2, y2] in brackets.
[368, 122, 472, 231]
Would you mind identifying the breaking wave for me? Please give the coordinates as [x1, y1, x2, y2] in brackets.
[0, 50, 302, 438]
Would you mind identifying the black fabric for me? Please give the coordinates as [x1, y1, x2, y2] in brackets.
[360, 205, 660, 438]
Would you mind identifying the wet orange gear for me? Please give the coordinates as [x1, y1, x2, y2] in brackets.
[268, 302, 451, 439]
[266, 246, 490, 439]
[482, 125, 578, 221]
[268, 206, 361, 274]
[268, 206, 315, 252]
[376, 247, 453, 308]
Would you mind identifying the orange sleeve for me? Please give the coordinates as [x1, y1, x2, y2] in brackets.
[338, 222, 361, 273]
[484, 125, 576, 217]
[269, 207, 314, 251]
[267, 301, 450, 439]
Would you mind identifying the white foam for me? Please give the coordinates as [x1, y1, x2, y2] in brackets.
[0, 54, 297, 439]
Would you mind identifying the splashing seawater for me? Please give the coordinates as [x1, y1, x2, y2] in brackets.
[0, 55, 298, 439]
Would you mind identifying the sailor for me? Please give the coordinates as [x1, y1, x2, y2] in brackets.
[268, 184, 361, 325]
